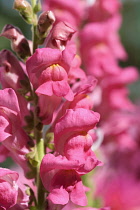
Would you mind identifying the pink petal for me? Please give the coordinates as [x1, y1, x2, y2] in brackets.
[0, 88, 20, 114]
[35, 81, 53, 96]
[48, 187, 69, 205]
[70, 180, 87, 206]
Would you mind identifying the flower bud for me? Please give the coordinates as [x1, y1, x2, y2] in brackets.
[13, 0, 34, 24]
[37, 11, 55, 44]
[0, 24, 31, 60]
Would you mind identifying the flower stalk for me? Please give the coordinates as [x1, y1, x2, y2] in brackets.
[31, 1, 45, 209]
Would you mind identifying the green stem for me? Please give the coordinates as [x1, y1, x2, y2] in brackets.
[32, 25, 38, 53]
[33, 97, 45, 210]
[31, 0, 37, 8]
[31, 0, 45, 208]
[31, 0, 38, 53]
[36, 135, 45, 209]
[36, 157, 45, 210]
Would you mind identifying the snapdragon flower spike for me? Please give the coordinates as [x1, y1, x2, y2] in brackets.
[45, 21, 76, 51]
[40, 154, 87, 206]
[26, 47, 75, 101]
[0, 24, 31, 60]
[0, 168, 19, 209]
[0, 88, 30, 173]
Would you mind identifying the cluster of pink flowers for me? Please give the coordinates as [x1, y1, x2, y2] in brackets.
[0, 0, 139, 209]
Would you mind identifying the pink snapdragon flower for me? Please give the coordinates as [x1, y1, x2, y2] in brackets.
[26, 47, 74, 101]
[54, 108, 101, 174]
[0, 168, 19, 209]
[40, 154, 87, 207]
[0, 88, 30, 173]
[54, 108, 100, 153]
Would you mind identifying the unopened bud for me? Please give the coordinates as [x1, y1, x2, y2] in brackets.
[38, 11, 55, 34]
[13, 0, 34, 24]
[45, 21, 76, 51]
[0, 24, 19, 40]
[37, 11, 55, 44]
[0, 24, 31, 60]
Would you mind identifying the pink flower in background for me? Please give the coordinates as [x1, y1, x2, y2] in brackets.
[96, 66, 139, 119]
[88, 0, 121, 23]
[80, 21, 126, 77]
[0, 168, 19, 209]
[95, 171, 140, 210]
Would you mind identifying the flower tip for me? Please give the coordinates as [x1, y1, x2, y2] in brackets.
[13, 0, 31, 10]
[47, 11, 56, 24]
